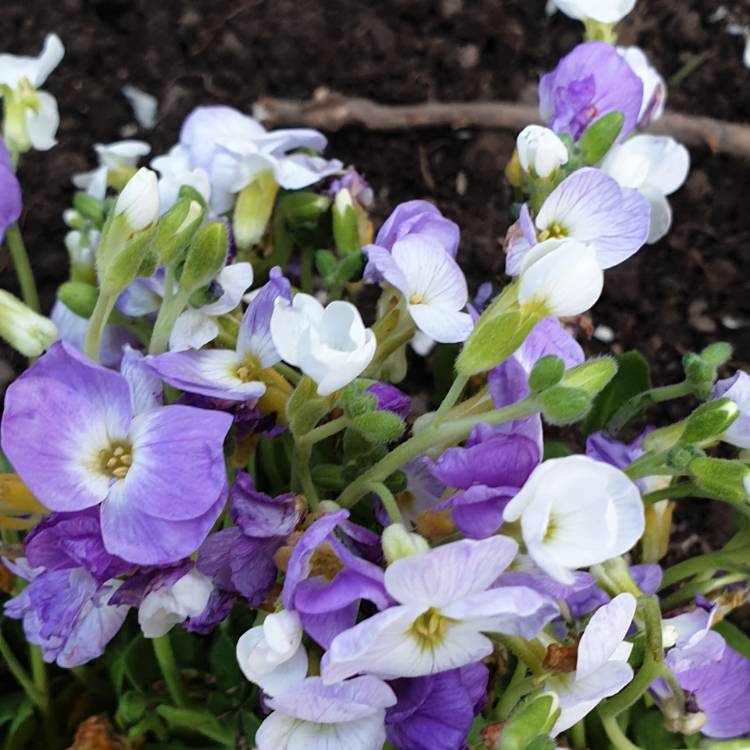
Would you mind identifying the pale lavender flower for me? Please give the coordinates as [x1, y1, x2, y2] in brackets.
[329, 169, 374, 208]
[256, 676, 396, 750]
[1, 342, 233, 564]
[539, 41, 644, 142]
[367, 382, 412, 419]
[146, 267, 291, 401]
[711, 371, 750, 449]
[506, 168, 651, 275]
[0, 138, 21, 242]
[385, 663, 488, 750]
[321, 536, 557, 683]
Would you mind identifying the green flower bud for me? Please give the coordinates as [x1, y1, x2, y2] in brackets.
[233, 170, 279, 250]
[560, 356, 618, 397]
[382, 524, 429, 564]
[700, 342, 733, 367]
[688, 457, 750, 504]
[528, 355, 565, 392]
[287, 376, 334, 437]
[351, 411, 406, 444]
[315, 249, 338, 278]
[72, 191, 105, 226]
[682, 398, 739, 445]
[683, 353, 717, 401]
[0, 290, 58, 357]
[333, 188, 361, 255]
[57, 281, 98, 319]
[666, 444, 704, 472]
[116, 690, 148, 726]
[499, 692, 560, 750]
[341, 383, 378, 419]
[577, 111, 625, 165]
[154, 198, 204, 267]
[538, 386, 592, 426]
[179, 221, 228, 295]
[311, 464, 348, 492]
[643, 421, 687, 453]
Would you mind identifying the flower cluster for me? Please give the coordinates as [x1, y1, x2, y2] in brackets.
[1, 6, 749, 750]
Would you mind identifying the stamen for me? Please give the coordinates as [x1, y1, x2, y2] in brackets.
[409, 293, 426, 305]
[99, 442, 134, 480]
[410, 608, 456, 651]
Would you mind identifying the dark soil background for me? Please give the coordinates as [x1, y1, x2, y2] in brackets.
[1, 2, 749, 610]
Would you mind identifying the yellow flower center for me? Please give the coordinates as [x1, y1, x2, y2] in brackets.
[309, 543, 345, 582]
[99, 443, 133, 480]
[409, 293, 426, 305]
[235, 354, 262, 383]
[537, 223, 567, 242]
[409, 608, 456, 651]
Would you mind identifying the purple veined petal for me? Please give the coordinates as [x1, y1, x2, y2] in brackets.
[108, 560, 193, 607]
[293, 570, 387, 617]
[197, 527, 242, 591]
[363, 245, 410, 297]
[116, 275, 164, 317]
[300, 602, 360, 650]
[272, 153, 343, 191]
[123, 404, 233, 521]
[183, 589, 235, 634]
[145, 349, 266, 402]
[0, 138, 22, 242]
[237, 266, 293, 366]
[230, 472, 299, 537]
[385, 536, 519, 608]
[1, 342, 132, 512]
[517, 317, 584, 372]
[375, 200, 460, 257]
[630, 564, 662, 595]
[712, 371, 750, 449]
[438, 485, 514, 540]
[367, 383, 412, 419]
[229, 535, 282, 605]
[100, 481, 226, 564]
[120, 345, 163, 415]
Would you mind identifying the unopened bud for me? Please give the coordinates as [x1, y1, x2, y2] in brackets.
[500, 692, 560, 750]
[516, 125, 568, 178]
[682, 398, 739, 445]
[233, 170, 279, 250]
[538, 386, 592, 425]
[179, 221, 228, 294]
[382, 524, 429, 564]
[528, 355, 565, 392]
[561, 356, 618, 397]
[57, 281, 98, 319]
[155, 198, 204, 267]
[0, 291, 58, 357]
[114, 167, 160, 232]
[688, 457, 750, 504]
[333, 188, 361, 255]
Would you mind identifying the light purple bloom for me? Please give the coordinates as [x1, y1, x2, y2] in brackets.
[711, 371, 750, 449]
[539, 41, 644, 142]
[256, 676, 397, 750]
[282, 510, 390, 649]
[367, 382, 411, 420]
[1, 342, 232, 564]
[0, 138, 21, 242]
[4, 559, 128, 668]
[385, 663, 488, 750]
[322, 536, 557, 683]
[146, 267, 291, 401]
[329, 169, 374, 208]
[506, 168, 651, 275]
[198, 471, 300, 606]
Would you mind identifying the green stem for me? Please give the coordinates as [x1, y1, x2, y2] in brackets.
[293, 441, 319, 511]
[152, 634, 187, 707]
[149, 269, 191, 355]
[569, 719, 587, 749]
[600, 714, 644, 750]
[495, 658, 530, 721]
[431, 374, 469, 428]
[600, 652, 661, 720]
[661, 544, 750, 589]
[83, 291, 117, 361]
[641, 482, 705, 505]
[4, 224, 40, 312]
[661, 573, 747, 612]
[366, 482, 402, 524]
[492, 635, 546, 676]
[275, 362, 301, 385]
[297, 416, 349, 449]
[0, 628, 45, 709]
[336, 398, 538, 508]
[608, 381, 693, 435]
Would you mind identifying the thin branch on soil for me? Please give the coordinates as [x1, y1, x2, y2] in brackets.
[255, 88, 750, 157]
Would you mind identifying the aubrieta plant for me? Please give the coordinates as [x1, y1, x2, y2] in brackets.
[1, 3, 749, 749]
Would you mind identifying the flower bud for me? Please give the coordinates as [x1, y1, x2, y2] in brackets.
[179, 221, 228, 295]
[382, 524, 429, 564]
[516, 125, 569, 178]
[233, 170, 279, 250]
[528, 354, 565, 392]
[500, 692, 560, 750]
[537, 386, 592, 425]
[114, 167, 160, 232]
[154, 198, 204, 267]
[57, 281, 98, 319]
[560, 356, 618, 397]
[0, 290, 58, 357]
[333, 188, 361, 255]
[682, 398, 740, 445]
[688, 457, 750, 504]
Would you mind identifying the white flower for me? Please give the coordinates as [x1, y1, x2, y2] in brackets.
[236, 610, 308, 696]
[0, 33, 64, 152]
[518, 239, 604, 318]
[0, 290, 58, 357]
[72, 140, 151, 200]
[601, 135, 689, 244]
[618, 47, 667, 126]
[517, 126, 569, 178]
[547, 594, 637, 734]
[138, 569, 213, 638]
[114, 167, 160, 232]
[503, 456, 645, 584]
[151, 144, 211, 213]
[554, 0, 635, 24]
[271, 294, 377, 396]
[321, 536, 557, 684]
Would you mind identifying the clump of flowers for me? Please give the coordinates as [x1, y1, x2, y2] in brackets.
[1, 6, 749, 750]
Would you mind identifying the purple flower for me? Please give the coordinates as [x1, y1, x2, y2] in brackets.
[4, 559, 128, 668]
[145, 267, 292, 401]
[539, 41, 644, 142]
[431, 429, 541, 539]
[281, 509, 390, 648]
[1, 342, 233, 564]
[385, 663, 489, 750]
[198, 471, 300, 607]
[328, 169, 374, 208]
[0, 137, 22, 242]
[367, 383, 411, 419]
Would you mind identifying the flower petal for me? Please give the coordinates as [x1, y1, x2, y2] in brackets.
[576, 594, 636, 680]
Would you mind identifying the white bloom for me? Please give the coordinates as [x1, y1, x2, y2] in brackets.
[554, 0, 635, 24]
[504, 456, 645, 584]
[271, 294, 377, 396]
[711, 372, 750, 449]
[547, 594, 637, 733]
[73, 140, 151, 200]
[138, 569, 213, 638]
[114, 167, 160, 232]
[0, 290, 58, 357]
[518, 239, 604, 317]
[618, 47, 667, 125]
[601, 135, 690, 244]
[151, 144, 211, 213]
[0, 33, 64, 89]
[236, 611, 308, 696]
[121, 85, 158, 129]
[517, 126, 569, 178]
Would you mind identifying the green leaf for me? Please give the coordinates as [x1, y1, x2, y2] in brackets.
[524, 737, 556, 750]
[156, 705, 235, 746]
[631, 708, 684, 750]
[2, 697, 34, 750]
[583, 351, 651, 435]
[543, 441, 573, 460]
[210, 631, 242, 689]
[578, 112, 625, 164]
[714, 621, 750, 660]
[123, 636, 161, 693]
